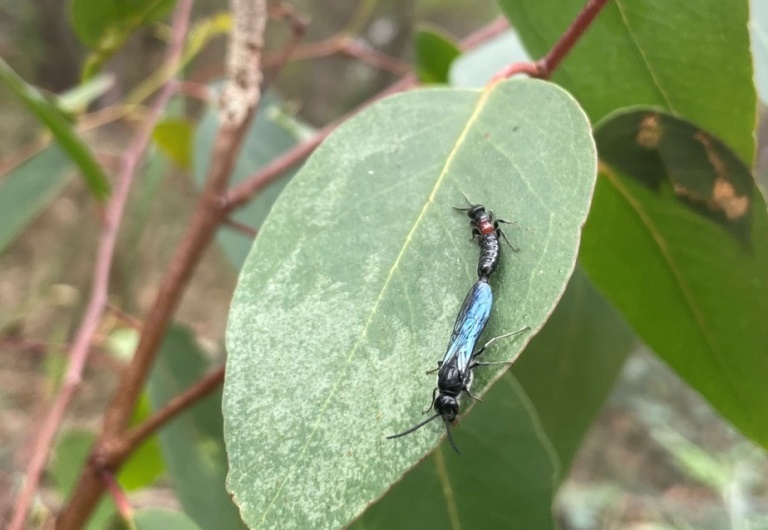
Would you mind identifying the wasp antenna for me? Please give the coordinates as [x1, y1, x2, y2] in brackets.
[387, 413, 441, 440]
[453, 191, 474, 212]
[444, 419, 461, 455]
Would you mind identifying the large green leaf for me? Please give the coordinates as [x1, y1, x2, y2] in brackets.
[0, 58, 111, 200]
[499, 0, 756, 163]
[0, 146, 71, 255]
[147, 327, 244, 530]
[581, 109, 768, 448]
[193, 92, 309, 269]
[512, 267, 635, 472]
[224, 79, 596, 529]
[352, 375, 559, 529]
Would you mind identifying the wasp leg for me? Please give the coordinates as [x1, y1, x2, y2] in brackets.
[422, 387, 438, 414]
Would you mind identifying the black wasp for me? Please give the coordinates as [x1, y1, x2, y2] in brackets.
[454, 194, 517, 280]
[387, 279, 528, 453]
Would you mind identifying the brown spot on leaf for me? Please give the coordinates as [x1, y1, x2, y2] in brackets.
[636, 113, 662, 148]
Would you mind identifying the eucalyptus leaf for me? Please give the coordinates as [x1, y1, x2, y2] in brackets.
[581, 108, 768, 449]
[512, 267, 635, 472]
[224, 79, 596, 529]
[148, 326, 244, 530]
[499, 0, 756, 163]
[353, 375, 559, 529]
[0, 146, 71, 255]
[0, 57, 111, 200]
[414, 24, 460, 84]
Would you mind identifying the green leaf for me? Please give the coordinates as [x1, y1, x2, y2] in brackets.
[499, 0, 756, 163]
[51, 431, 117, 530]
[153, 119, 193, 169]
[119, 394, 165, 491]
[132, 508, 202, 530]
[193, 92, 309, 268]
[353, 375, 559, 529]
[414, 24, 461, 84]
[70, 0, 175, 47]
[449, 30, 530, 88]
[0, 57, 111, 200]
[57, 73, 115, 114]
[581, 109, 768, 448]
[0, 146, 71, 255]
[512, 267, 635, 472]
[224, 79, 596, 529]
[147, 327, 244, 530]
[70, 0, 176, 78]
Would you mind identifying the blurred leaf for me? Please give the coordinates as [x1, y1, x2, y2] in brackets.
[57, 73, 115, 114]
[224, 79, 596, 528]
[70, 0, 175, 47]
[353, 376, 559, 529]
[193, 91, 310, 268]
[500, 0, 756, 163]
[71, 0, 177, 78]
[0, 147, 71, 255]
[750, 0, 768, 103]
[132, 508, 202, 530]
[450, 30, 530, 88]
[513, 267, 635, 472]
[414, 24, 460, 84]
[147, 326, 244, 530]
[152, 119, 193, 169]
[0, 58, 110, 200]
[581, 109, 768, 449]
[51, 431, 116, 530]
[119, 394, 165, 491]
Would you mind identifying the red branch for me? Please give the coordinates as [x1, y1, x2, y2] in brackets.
[7, 3, 193, 529]
[492, 0, 610, 81]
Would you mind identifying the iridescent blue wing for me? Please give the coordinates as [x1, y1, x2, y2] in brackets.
[441, 280, 492, 371]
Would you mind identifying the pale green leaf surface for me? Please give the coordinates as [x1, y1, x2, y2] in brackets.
[224, 79, 596, 529]
[147, 327, 245, 530]
[194, 92, 307, 268]
[414, 24, 460, 84]
[0, 146, 71, 254]
[0, 57, 111, 199]
[352, 375, 559, 529]
[512, 267, 635, 472]
[581, 109, 768, 448]
[499, 0, 756, 163]
[449, 30, 530, 88]
[133, 508, 202, 530]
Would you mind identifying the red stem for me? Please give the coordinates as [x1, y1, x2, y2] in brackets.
[493, 0, 610, 81]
